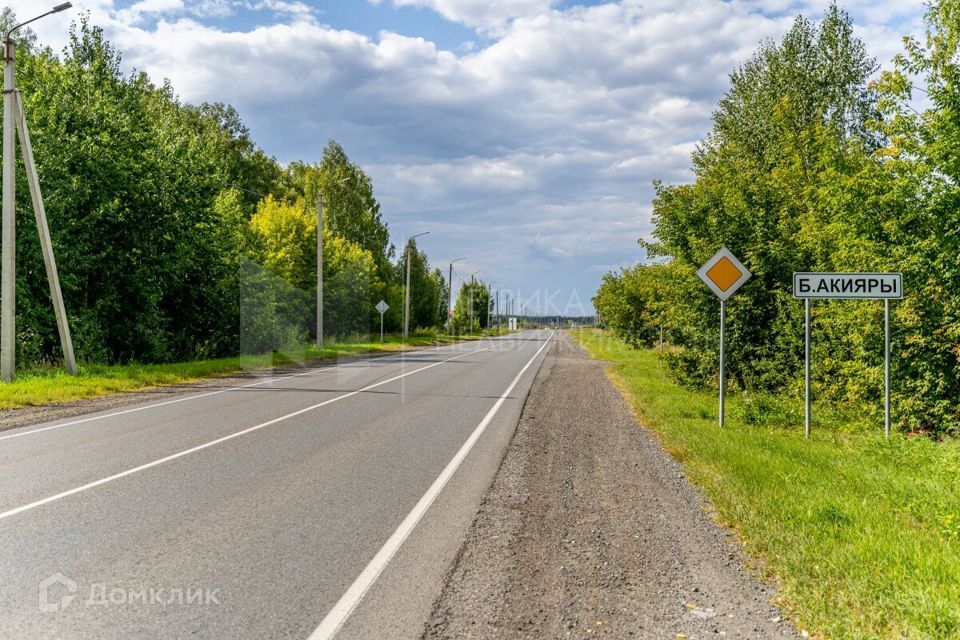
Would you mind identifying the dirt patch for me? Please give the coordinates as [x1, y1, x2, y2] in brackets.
[424, 333, 801, 639]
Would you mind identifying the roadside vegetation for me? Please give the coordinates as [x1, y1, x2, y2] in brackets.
[573, 328, 960, 639]
[595, 2, 960, 434]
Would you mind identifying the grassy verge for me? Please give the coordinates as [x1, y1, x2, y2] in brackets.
[0, 332, 485, 411]
[571, 328, 960, 640]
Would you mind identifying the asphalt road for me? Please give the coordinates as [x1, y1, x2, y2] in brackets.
[0, 329, 554, 640]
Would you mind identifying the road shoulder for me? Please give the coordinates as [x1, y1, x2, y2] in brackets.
[0, 340, 476, 434]
[424, 331, 800, 639]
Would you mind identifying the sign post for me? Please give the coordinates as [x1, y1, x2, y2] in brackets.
[375, 300, 389, 343]
[792, 272, 902, 438]
[885, 298, 891, 439]
[697, 247, 751, 428]
[804, 298, 810, 438]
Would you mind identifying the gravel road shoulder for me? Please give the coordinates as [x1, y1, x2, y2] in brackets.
[423, 332, 801, 639]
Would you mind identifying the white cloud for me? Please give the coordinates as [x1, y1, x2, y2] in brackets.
[116, 0, 184, 25]
[7, 0, 927, 311]
[371, 0, 559, 32]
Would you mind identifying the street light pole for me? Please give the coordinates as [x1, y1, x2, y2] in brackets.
[403, 231, 429, 341]
[2, 27, 16, 381]
[486, 281, 497, 331]
[316, 194, 323, 349]
[2, 3, 73, 382]
[447, 257, 464, 334]
[468, 270, 481, 334]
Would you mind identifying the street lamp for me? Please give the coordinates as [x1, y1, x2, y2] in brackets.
[2, 2, 75, 382]
[447, 257, 465, 333]
[403, 231, 429, 341]
[317, 176, 353, 349]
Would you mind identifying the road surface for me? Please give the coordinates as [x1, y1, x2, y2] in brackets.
[0, 330, 553, 640]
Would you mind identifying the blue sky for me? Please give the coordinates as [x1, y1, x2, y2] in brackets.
[13, 0, 926, 315]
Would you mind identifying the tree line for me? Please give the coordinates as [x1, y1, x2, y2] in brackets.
[4, 12, 466, 366]
[594, 2, 960, 432]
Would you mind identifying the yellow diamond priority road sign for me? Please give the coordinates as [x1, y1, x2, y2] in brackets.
[697, 247, 751, 301]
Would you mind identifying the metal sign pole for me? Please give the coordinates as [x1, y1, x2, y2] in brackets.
[805, 298, 811, 438]
[380, 312, 384, 343]
[885, 298, 890, 439]
[719, 299, 725, 428]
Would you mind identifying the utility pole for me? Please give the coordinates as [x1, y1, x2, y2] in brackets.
[403, 231, 429, 341]
[485, 282, 497, 332]
[447, 257, 464, 334]
[2, 3, 75, 382]
[468, 270, 481, 334]
[2, 27, 16, 381]
[315, 190, 330, 350]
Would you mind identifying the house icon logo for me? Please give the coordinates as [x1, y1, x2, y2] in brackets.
[38, 573, 77, 613]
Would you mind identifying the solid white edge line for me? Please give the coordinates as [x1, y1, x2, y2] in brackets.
[0, 334, 517, 443]
[0, 346, 490, 522]
[306, 330, 555, 640]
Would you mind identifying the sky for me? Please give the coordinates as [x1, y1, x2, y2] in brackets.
[10, 0, 926, 315]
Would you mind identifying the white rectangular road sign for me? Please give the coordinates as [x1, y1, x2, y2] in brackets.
[375, 300, 389, 314]
[793, 272, 902, 299]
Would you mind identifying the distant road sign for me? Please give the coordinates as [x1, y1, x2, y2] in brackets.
[793, 273, 902, 299]
[697, 247, 751, 301]
[375, 300, 389, 342]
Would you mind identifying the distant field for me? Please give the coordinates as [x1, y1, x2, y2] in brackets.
[571, 328, 960, 640]
[0, 332, 501, 411]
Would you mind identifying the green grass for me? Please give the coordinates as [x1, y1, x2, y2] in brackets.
[571, 328, 960, 640]
[0, 332, 487, 411]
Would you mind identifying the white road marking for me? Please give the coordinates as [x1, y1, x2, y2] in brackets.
[0, 338, 497, 443]
[307, 330, 554, 640]
[0, 346, 490, 522]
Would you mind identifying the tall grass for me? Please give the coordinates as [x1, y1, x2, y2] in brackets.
[572, 328, 960, 640]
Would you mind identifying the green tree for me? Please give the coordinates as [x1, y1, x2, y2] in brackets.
[13, 18, 280, 362]
[593, 263, 673, 348]
[452, 281, 490, 333]
[283, 142, 393, 283]
[396, 239, 443, 330]
[648, 4, 878, 391]
[249, 196, 383, 338]
[249, 196, 316, 290]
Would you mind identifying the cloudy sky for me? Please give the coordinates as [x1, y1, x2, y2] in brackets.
[11, 0, 925, 315]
